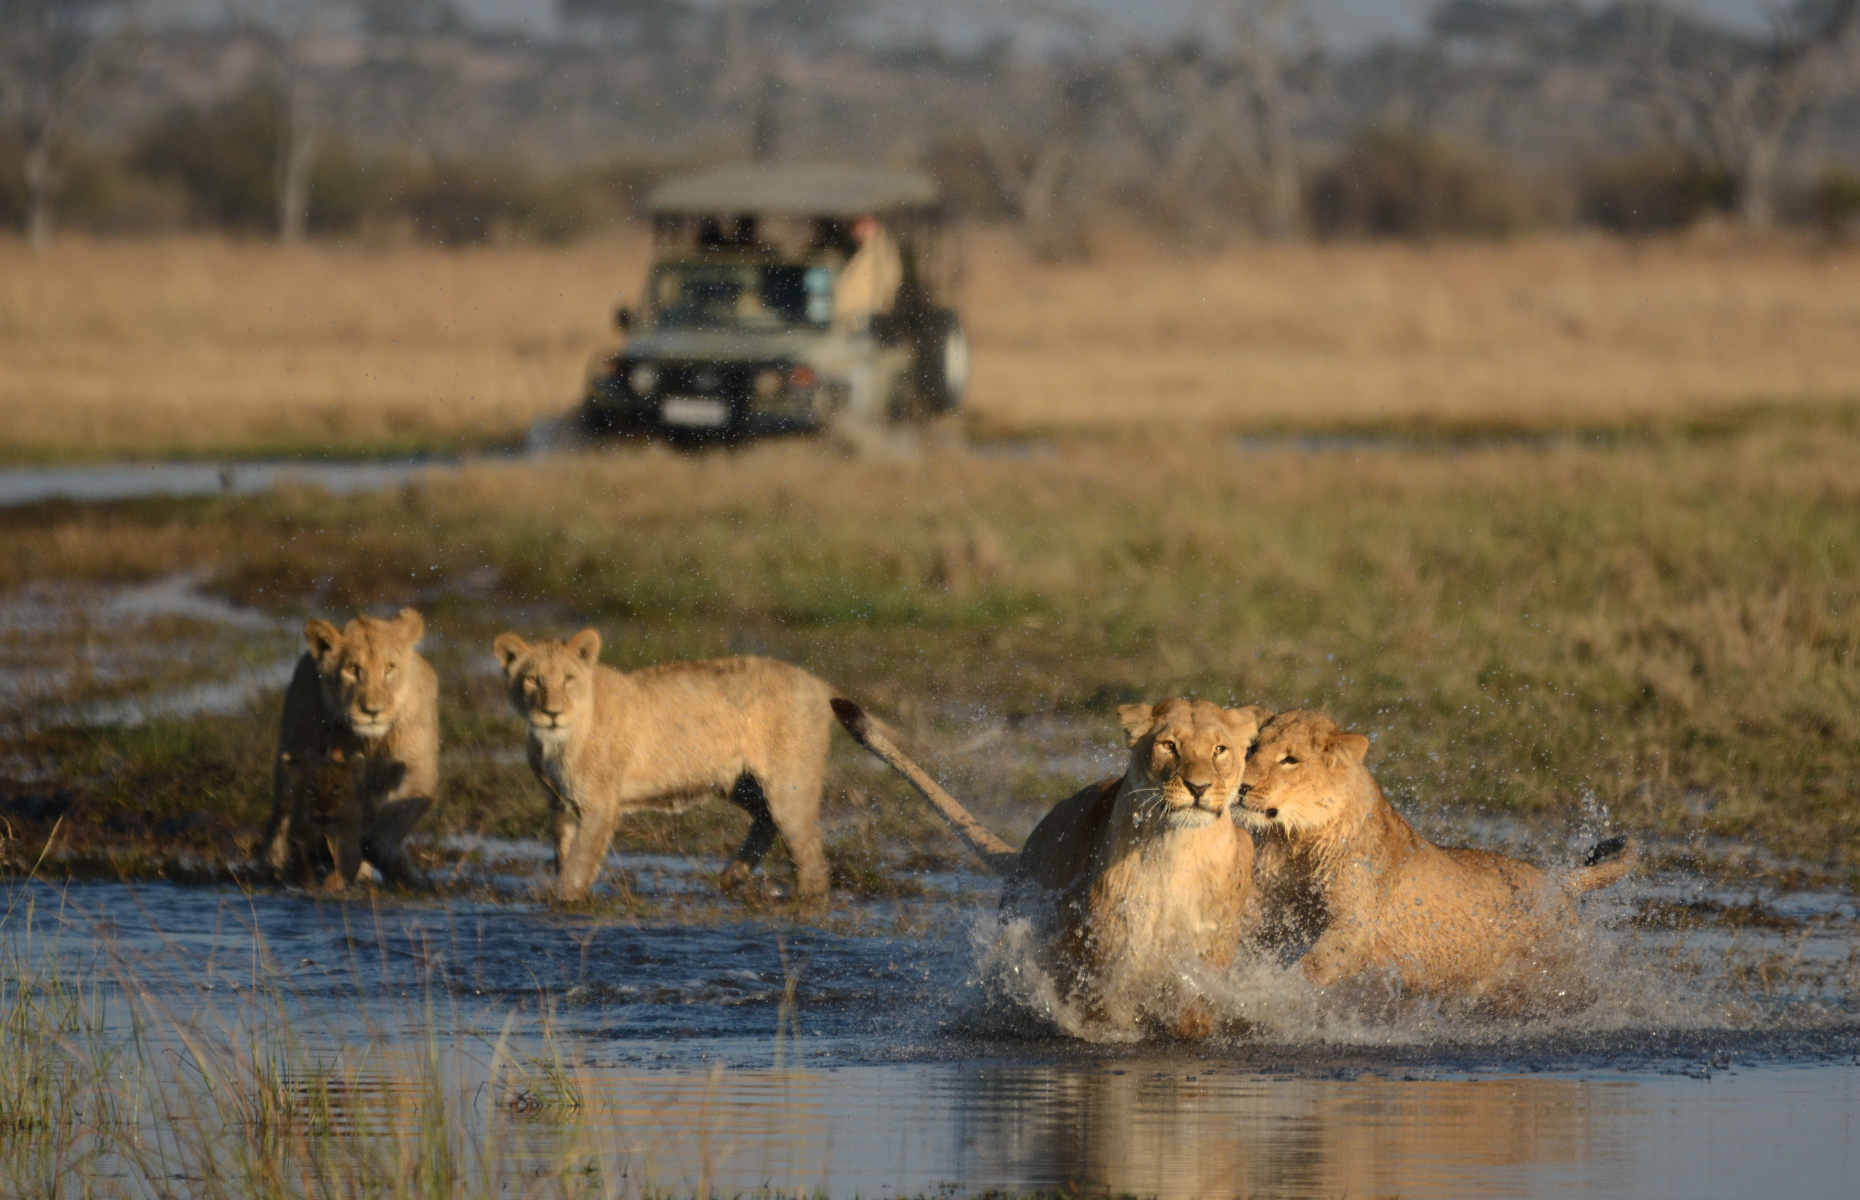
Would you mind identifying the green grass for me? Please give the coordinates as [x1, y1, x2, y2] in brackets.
[4, 425, 1858, 887]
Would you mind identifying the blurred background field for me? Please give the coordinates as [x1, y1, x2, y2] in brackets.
[3, 229, 1859, 460]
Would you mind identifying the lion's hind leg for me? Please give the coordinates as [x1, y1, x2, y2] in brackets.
[261, 752, 305, 879]
[759, 767, 829, 902]
[720, 772, 780, 891]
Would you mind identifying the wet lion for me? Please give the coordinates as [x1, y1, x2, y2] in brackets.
[834, 697, 1267, 1039]
[492, 630, 837, 903]
[262, 608, 439, 889]
[1237, 709, 1637, 1011]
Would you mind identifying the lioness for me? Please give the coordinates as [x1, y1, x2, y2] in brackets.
[262, 608, 439, 889]
[833, 697, 1267, 1039]
[492, 630, 838, 903]
[1236, 709, 1637, 1009]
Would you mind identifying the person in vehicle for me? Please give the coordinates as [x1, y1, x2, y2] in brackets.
[832, 214, 902, 333]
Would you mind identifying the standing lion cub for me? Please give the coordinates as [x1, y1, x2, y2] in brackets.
[492, 630, 838, 903]
[1238, 709, 1637, 1010]
[834, 696, 1267, 1039]
[262, 608, 439, 889]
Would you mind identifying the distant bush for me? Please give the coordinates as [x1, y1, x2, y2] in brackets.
[1807, 168, 1860, 239]
[0, 133, 191, 237]
[1306, 127, 1541, 239]
[129, 86, 287, 233]
[921, 134, 1019, 222]
[56, 150, 192, 235]
[1575, 150, 1734, 234]
[0, 133, 27, 231]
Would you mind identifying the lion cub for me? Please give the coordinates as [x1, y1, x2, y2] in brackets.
[262, 608, 439, 889]
[1237, 709, 1637, 1010]
[492, 630, 838, 903]
[834, 697, 1266, 1039]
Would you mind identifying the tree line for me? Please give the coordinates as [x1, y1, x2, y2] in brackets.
[4, 0, 1858, 251]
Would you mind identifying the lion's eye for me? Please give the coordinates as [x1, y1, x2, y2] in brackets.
[522, 677, 539, 694]
[384, 663, 397, 679]
[1157, 740, 1178, 757]
[342, 665, 360, 681]
[1280, 754, 1301, 766]
[1213, 744, 1229, 758]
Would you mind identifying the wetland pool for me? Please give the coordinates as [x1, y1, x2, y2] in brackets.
[6, 858, 1858, 1199]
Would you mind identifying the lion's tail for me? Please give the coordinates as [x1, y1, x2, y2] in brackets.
[830, 698, 1018, 873]
[1566, 834, 1640, 893]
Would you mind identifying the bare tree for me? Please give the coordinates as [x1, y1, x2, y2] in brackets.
[1203, 0, 1320, 238]
[1629, 0, 1859, 226]
[985, 0, 1321, 242]
[219, 0, 355, 242]
[0, 0, 138, 250]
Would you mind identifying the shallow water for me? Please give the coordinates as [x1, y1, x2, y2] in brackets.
[0, 459, 444, 508]
[6, 856, 1857, 1198]
[0, 428, 1600, 510]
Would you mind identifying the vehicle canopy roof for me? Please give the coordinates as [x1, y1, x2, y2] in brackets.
[646, 163, 942, 220]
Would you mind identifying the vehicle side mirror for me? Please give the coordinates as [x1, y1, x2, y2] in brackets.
[614, 306, 633, 333]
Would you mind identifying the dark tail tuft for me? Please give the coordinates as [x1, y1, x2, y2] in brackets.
[1569, 834, 1639, 892]
[1584, 834, 1630, 868]
[830, 697, 869, 742]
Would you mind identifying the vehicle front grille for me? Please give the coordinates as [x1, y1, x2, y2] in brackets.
[654, 361, 762, 398]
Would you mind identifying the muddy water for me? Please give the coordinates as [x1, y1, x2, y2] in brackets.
[7, 856, 1857, 1199]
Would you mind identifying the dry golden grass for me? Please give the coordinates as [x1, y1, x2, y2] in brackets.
[3, 227, 1858, 460]
[968, 226, 1860, 436]
[0, 235, 647, 460]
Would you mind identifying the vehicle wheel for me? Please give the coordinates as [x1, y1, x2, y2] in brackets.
[580, 405, 622, 438]
[912, 309, 968, 415]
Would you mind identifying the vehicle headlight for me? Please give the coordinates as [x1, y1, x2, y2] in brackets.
[626, 362, 659, 395]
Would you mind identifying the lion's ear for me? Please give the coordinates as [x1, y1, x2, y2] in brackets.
[1116, 702, 1157, 747]
[305, 619, 342, 663]
[492, 632, 528, 674]
[395, 607, 425, 646]
[568, 628, 603, 665]
[1225, 705, 1271, 741]
[1326, 730, 1371, 766]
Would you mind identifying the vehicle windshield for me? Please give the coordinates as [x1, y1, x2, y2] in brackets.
[646, 261, 833, 331]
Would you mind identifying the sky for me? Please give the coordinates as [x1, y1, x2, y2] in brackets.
[144, 0, 1774, 50]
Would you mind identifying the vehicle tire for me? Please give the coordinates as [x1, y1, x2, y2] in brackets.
[912, 309, 968, 415]
[580, 404, 622, 438]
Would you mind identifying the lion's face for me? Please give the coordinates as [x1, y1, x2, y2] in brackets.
[492, 629, 602, 739]
[1236, 709, 1372, 836]
[1115, 699, 1266, 830]
[305, 609, 426, 740]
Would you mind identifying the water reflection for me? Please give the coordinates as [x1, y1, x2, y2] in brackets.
[474, 1058, 1856, 1198]
[949, 1064, 1617, 1199]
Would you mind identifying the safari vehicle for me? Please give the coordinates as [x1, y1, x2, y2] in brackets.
[581, 163, 968, 441]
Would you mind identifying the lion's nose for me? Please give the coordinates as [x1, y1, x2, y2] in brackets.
[1184, 779, 1209, 801]
[1237, 783, 1253, 798]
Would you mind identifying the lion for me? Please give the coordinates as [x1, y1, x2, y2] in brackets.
[261, 608, 439, 889]
[1235, 709, 1638, 1011]
[833, 696, 1267, 1039]
[492, 630, 839, 903]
